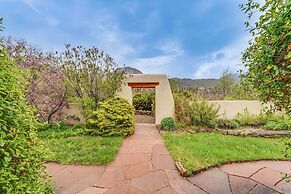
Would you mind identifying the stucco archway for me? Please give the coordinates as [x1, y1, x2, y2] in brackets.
[118, 74, 175, 125]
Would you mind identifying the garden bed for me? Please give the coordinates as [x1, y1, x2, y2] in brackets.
[162, 132, 290, 175]
[180, 126, 291, 138]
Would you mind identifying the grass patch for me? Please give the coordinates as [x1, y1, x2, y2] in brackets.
[41, 136, 123, 165]
[37, 123, 85, 138]
[163, 132, 290, 174]
[37, 127, 84, 138]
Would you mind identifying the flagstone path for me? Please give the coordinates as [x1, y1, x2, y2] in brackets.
[46, 124, 291, 194]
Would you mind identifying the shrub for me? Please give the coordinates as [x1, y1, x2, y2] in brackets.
[173, 91, 192, 125]
[235, 109, 268, 126]
[189, 100, 220, 128]
[133, 92, 155, 112]
[87, 97, 135, 136]
[235, 109, 291, 130]
[0, 50, 52, 193]
[216, 119, 240, 129]
[263, 121, 290, 131]
[161, 117, 177, 131]
[263, 115, 291, 131]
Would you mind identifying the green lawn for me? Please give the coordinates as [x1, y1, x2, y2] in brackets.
[163, 132, 290, 175]
[41, 136, 123, 165]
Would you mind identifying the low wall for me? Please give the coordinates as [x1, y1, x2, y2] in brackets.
[61, 103, 85, 124]
[209, 100, 268, 119]
[60, 100, 268, 124]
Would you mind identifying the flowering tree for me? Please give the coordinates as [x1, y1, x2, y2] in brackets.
[3, 38, 67, 123]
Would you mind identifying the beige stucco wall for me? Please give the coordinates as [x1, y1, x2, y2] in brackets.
[209, 100, 269, 119]
[118, 74, 175, 125]
[61, 103, 85, 124]
[61, 100, 268, 124]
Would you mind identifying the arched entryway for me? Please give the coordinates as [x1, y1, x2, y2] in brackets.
[118, 74, 175, 125]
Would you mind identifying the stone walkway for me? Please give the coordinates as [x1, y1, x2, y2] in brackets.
[89, 123, 204, 194]
[46, 124, 291, 194]
[46, 163, 105, 194]
[134, 114, 155, 124]
[188, 160, 291, 194]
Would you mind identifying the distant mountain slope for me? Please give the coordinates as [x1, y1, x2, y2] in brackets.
[120, 66, 218, 88]
[171, 78, 219, 88]
[120, 66, 143, 74]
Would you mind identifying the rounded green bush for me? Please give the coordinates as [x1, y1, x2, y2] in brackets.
[161, 117, 177, 131]
[87, 97, 135, 136]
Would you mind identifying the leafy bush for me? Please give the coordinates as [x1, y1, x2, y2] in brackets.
[216, 119, 240, 129]
[133, 92, 155, 112]
[235, 109, 291, 130]
[263, 121, 290, 131]
[173, 91, 192, 125]
[87, 97, 135, 136]
[161, 117, 177, 131]
[263, 115, 291, 131]
[235, 109, 268, 126]
[189, 100, 220, 128]
[0, 50, 52, 193]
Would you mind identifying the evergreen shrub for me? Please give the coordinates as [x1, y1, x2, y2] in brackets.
[86, 97, 135, 136]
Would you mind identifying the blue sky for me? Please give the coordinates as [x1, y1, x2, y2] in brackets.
[0, 0, 251, 78]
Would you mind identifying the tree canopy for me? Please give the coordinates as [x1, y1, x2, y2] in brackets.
[240, 0, 291, 112]
[61, 45, 125, 118]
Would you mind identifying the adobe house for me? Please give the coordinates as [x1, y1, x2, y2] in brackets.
[118, 74, 175, 125]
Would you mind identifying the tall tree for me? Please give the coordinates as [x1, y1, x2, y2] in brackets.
[61, 45, 125, 118]
[215, 70, 237, 96]
[240, 0, 291, 112]
[3, 38, 67, 123]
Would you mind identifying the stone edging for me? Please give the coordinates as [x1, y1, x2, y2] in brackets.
[195, 128, 291, 138]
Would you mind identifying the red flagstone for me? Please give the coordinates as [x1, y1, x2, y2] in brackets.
[123, 162, 154, 179]
[152, 144, 170, 155]
[158, 186, 178, 194]
[104, 181, 144, 194]
[250, 167, 284, 192]
[46, 124, 291, 194]
[111, 153, 152, 167]
[248, 183, 280, 194]
[229, 175, 257, 194]
[165, 170, 205, 194]
[275, 179, 291, 194]
[220, 162, 266, 177]
[130, 171, 170, 193]
[78, 187, 107, 194]
[95, 167, 125, 188]
[45, 164, 105, 194]
[187, 167, 232, 194]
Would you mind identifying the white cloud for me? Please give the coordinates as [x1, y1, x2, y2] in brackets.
[81, 8, 181, 76]
[86, 11, 139, 65]
[126, 40, 184, 74]
[23, 0, 41, 14]
[45, 16, 59, 26]
[193, 35, 250, 79]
